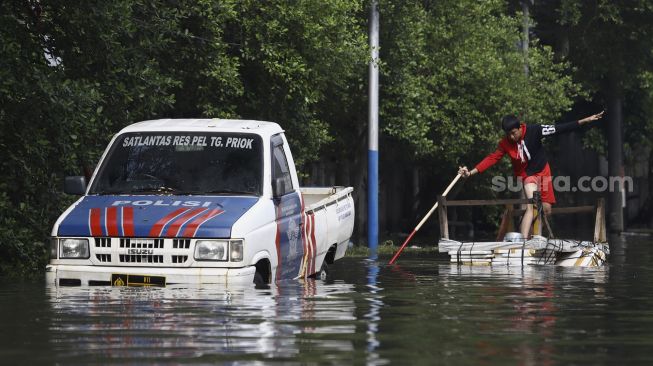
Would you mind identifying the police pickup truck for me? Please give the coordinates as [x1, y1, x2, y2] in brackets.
[46, 119, 355, 287]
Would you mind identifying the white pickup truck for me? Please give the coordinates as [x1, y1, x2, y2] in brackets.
[46, 119, 355, 287]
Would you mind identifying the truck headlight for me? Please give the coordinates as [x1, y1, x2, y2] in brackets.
[230, 240, 243, 262]
[195, 240, 228, 261]
[60, 238, 89, 259]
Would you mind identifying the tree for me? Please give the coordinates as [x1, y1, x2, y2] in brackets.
[380, 0, 581, 187]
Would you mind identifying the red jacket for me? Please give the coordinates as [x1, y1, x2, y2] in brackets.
[475, 124, 528, 177]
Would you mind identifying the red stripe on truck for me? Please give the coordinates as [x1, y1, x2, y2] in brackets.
[123, 207, 134, 237]
[148, 208, 189, 237]
[182, 209, 224, 237]
[164, 208, 206, 237]
[310, 213, 317, 275]
[106, 207, 119, 236]
[89, 208, 102, 236]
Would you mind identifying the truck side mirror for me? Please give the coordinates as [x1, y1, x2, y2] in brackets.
[272, 177, 285, 198]
[64, 176, 87, 195]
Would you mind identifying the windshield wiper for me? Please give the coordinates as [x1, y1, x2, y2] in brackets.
[95, 187, 258, 196]
[203, 189, 259, 196]
[130, 186, 180, 195]
[94, 189, 129, 195]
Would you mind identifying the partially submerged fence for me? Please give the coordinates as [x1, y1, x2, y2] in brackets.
[437, 195, 607, 243]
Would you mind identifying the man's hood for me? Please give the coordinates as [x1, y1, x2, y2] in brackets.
[57, 195, 259, 238]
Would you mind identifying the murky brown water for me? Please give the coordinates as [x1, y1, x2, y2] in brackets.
[1, 235, 652, 365]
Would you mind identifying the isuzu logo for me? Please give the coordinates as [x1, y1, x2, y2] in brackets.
[128, 248, 154, 255]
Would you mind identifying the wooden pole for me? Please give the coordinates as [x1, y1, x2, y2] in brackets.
[438, 196, 449, 240]
[594, 198, 607, 243]
[388, 174, 462, 264]
[496, 204, 514, 241]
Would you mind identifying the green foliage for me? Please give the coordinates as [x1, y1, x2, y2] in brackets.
[0, 2, 107, 276]
[345, 241, 438, 257]
[380, 0, 581, 170]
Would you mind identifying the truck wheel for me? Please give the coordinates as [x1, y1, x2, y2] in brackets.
[253, 259, 271, 289]
[317, 262, 329, 281]
[253, 271, 267, 289]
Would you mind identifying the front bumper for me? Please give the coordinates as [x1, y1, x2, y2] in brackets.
[46, 264, 256, 286]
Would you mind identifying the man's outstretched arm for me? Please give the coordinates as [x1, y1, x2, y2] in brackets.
[540, 110, 604, 137]
[460, 145, 506, 177]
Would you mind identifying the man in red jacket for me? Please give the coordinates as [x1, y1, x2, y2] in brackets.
[458, 111, 604, 238]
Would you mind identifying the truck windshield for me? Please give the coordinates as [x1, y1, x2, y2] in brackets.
[89, 132, 263, 196]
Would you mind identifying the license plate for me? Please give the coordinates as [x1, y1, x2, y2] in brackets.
[111, 273, 166, 287]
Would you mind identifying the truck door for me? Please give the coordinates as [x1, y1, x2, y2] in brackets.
[271, 134, 305, 280]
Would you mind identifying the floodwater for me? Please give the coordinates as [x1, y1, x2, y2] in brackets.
[2, 235, 653, 365]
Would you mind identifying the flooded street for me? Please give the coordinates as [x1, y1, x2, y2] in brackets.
[2, 236, 653, 365]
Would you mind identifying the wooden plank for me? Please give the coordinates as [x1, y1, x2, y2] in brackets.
[443, 199, 593, 213]
[440, 198, 534, 207]
[496, 204, 513, 241]
[551, 206, 596, 214]
[594, 198, 607, 243]
[594, 200, 601, 242]
[532, 206, 542, 236]
[512, 205, 595, 216]
[600, 199, 607, 242]
[438, 196, 449, 239]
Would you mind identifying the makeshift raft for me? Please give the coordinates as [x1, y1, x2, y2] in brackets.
[439, 236, 609, 267]
[436, 195, 609, 267]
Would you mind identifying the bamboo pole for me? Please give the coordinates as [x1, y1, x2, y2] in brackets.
[389, 174, 462, 264]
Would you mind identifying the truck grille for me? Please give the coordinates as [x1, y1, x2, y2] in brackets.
[120, 238, 164, 249]
[173, 239, 191, 249]
[119, 254, 164, 263]
[96, 254, 111, 262]
[95, 238, 111, 248]
[91, 238, 192, 267]
[172, 255, 189, 263]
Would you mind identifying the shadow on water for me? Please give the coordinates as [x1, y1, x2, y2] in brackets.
[1, 236, 653, 364]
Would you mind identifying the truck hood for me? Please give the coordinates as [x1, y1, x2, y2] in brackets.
[57, 195, 259, 238]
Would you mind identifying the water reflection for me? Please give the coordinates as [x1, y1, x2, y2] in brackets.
[365, 258, 383, 364]
[436, 264, 608, 365]
[47, 279, 362, 363]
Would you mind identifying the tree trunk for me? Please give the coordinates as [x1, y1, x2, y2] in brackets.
[607, 78, 625, 232]
[412, 166, 420, 226]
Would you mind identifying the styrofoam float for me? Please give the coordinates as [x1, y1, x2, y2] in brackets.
[439, 234, 609, 267]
